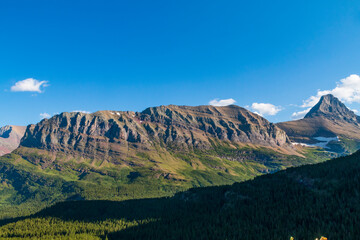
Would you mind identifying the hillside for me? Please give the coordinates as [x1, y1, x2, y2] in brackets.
[0, 105, 332, 219]
[1, 148, 360, 239]
[0, 125, 26, 156]
[277, 94, 360, 154]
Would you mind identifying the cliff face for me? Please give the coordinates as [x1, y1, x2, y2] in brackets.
[0, 125, 26, 156]
[20, 105, 291, 161]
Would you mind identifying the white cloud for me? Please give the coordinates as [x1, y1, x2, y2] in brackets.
[302, 74, 360, 107]
[351, 109, 359, 114]
[292, 74, 360, 118]
[301, 94, 325, 108]
[72, 110, 91, 114]
[291, 108, 311, 120]
[40, 113, 51, 119]
[209, 98, 236, 106]
[251, 103, 282, 116]
[11, 78, 49, 93]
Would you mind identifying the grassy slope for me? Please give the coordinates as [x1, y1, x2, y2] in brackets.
[0, 141, 333, 220]
[0, 150, 359, 239]
[328, 137, 360, 154]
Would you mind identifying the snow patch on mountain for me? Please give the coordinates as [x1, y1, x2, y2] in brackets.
[292, 136, 339, 149]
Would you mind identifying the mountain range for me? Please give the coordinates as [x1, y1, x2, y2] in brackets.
[1, 104, 315, 218]
[0, 94, 359, 220]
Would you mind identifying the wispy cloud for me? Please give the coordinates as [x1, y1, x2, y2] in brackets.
[11, 78, 49, 93]
[209, 98, 236, 106]
[39, 110, 90, 120]
[251, 103, 282, 116]
[40, 113, 51, 119]
[291, 108, 311, 120]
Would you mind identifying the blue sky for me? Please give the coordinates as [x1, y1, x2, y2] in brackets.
[1, 0, 360, 126]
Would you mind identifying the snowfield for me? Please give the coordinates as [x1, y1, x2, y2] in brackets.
[292, 136, 339, 149]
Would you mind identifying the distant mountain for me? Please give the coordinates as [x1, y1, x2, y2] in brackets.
[277, 94, 360, 154]
[304, 94, 360, 121]
[0, 105, 327, 219]
[0, 125, 26, 156]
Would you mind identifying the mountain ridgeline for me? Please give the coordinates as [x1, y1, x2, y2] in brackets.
[20, 105, 290, 157]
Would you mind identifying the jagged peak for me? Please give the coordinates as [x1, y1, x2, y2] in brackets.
[304, 94, 358, 121]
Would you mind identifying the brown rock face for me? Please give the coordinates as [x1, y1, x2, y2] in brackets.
[0, 125, 26, 156]
[20, 105, 291, 161]
[304, 94, 360, 123]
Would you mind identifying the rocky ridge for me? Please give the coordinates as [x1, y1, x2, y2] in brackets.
[20, 105, 292, 162]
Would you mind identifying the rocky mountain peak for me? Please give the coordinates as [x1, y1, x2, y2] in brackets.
[277, 94, 360, 154]
[304, 94, 359, 123]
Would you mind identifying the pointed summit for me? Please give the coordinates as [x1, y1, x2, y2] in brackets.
[304, 94, 358, 122]
[277, 94, 360, 154]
